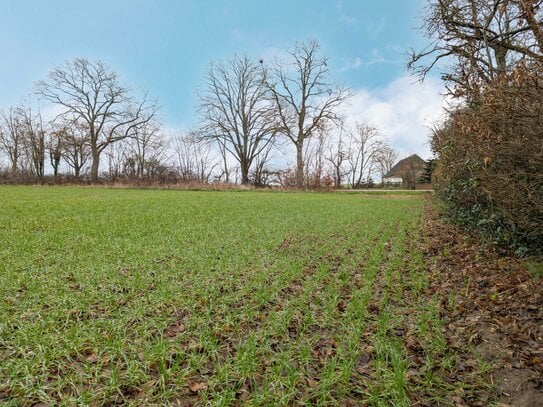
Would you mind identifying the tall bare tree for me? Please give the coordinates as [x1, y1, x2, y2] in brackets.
[198, 55, 277, 185]
[18, 102, 46, 181]
[0, 107, 26, 178]
[265, 40, 351, 188]
[35, 58, 157, 182]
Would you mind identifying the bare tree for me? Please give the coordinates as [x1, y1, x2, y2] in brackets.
[216, 138, 231, 183]
[399, 159, 425, 190]
[0, 107, 26, 179]
[47, 126, 64, 181]
[304, 128, 329, 188]
[173, 132, 217, 183]
[265, 40, 351, 188]
[35, 58, 157, 182]
[251, 138, 276, 186]
[408, 0, 543, 97]
[105, 142, 128, 181]
[18, 102, 46, 181]
[345, 122, 383, 187]
[326, 129, 349, 188]
[61, 121, 91, 179]
[375, 144, 398, 181]
[124, 121, 168, 179]
[198, 55, 277, 185]
[515, 0, 543, 53]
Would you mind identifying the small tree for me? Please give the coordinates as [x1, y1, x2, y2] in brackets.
[0, 107, 25, 179]
[173, 132, 217, 183]
[304, 128, 329, 188]
[399, 160, 421, 190]
[47, 128, 63, 181]
[124, 121, 168, 179]
[61, 121, 91, 179]
[375, 144, 398, 182]
[326, 129, 349, 188]
[345, 122, 384, 188]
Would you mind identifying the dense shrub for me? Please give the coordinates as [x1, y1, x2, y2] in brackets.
[433, 66, 543, 255]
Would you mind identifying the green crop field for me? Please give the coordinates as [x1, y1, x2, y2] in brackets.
[0, 187, 460, 405]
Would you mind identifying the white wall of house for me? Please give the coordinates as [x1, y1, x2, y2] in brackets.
[382, 177, 403, 185]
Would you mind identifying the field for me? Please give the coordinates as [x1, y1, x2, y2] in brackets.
[1, 187, 464, 405]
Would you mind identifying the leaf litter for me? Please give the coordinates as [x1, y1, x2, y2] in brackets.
[423, 204, 543, 406]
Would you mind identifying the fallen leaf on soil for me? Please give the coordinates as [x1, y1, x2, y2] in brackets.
[165, 322, 185, 337]
[189, 382, 208, 393]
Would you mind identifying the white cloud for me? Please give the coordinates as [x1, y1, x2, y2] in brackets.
[339, 50, 396, 72]
[336, 1, 385, 36]
[340, 57, 363, 72]
[340, 75, 448, 159]
[336, 1, 358, 26]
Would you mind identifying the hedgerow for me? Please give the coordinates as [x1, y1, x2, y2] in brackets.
[432, 66, 543, 255]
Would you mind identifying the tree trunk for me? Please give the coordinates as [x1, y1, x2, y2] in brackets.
[494, 45, 507, 74]
[240, 158, 250, 185]
[296, 141, 304, 189]
[38, 137, 45, 181]
[11, 160, 17, 179]
[90, 150, 100, 182]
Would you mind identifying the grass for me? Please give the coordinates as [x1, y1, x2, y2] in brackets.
[1, 186, 460, 405]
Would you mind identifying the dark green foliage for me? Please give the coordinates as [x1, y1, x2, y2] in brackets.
[418, 159, 436, 184]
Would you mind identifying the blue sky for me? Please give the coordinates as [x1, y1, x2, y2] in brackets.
[0, 0, 445, 157]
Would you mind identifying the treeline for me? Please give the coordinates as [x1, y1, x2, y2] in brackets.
[0, 41, 400, 189]
[411, 0, 543, 254]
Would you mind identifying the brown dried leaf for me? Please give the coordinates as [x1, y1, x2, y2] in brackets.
[189, 381, 208, 393]
[165, 322, 185, 337]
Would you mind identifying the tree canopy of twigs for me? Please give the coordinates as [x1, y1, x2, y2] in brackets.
[35, 58, 157, 181]
[198, 55, 278, 185]
[408, 0, 543, 98]
[265, 40, 351, 188]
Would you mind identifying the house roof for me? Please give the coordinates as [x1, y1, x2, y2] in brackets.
[384, 154, 426, 178]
